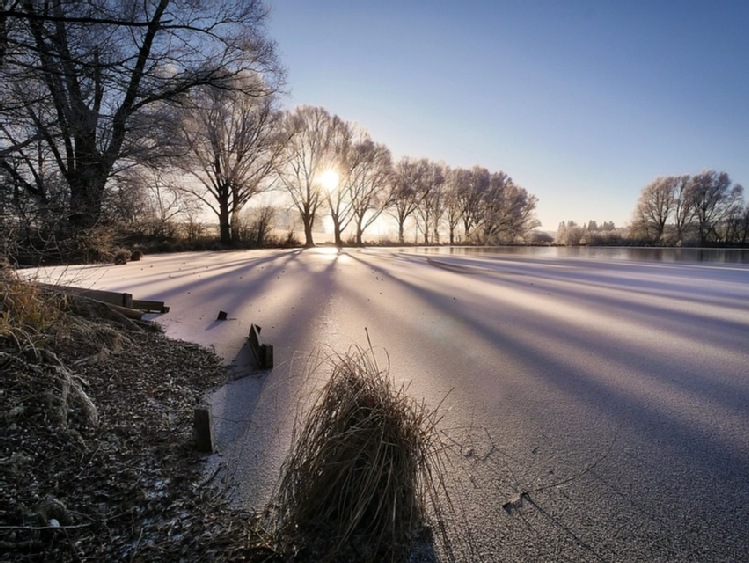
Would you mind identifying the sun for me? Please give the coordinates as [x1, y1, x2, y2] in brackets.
[319, 168, 339, 192]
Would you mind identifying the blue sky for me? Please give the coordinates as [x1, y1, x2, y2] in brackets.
[267, 1, 749, 232]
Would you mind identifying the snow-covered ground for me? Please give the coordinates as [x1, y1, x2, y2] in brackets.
[29, 248, 749, 561]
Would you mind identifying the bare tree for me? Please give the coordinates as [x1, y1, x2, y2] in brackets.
[480, 172, 539, 243]
[276, 105, 343, 247]
[670, 175, 693, 244]
[631, 176, 681, 243]
[325, 121, 356, 247]
[728, 202, 749, 244]
[348, 140, 392, 245]
[461, 166, 490, 239]
[120, 167, 202, 239]
[388, 157, 431, 244]
[556, 221, 584, 245]
[414, 161, 446, 244]
[443, 168, 460, 244]
[687, 170, 743, 244]
[174, 79, 282, 245]
[247, 204, 276, 246]
[0, 0, 282, 235]
[334, 126, 393, 246]
[499, 181, 540, 241]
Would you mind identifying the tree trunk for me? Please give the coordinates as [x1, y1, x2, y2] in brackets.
[67, 166, 108, 232]
[331, 215, 343, 247]
[302, 212, 315, 247]
[398, 221, 405, 244]
[219, 204, 231, 246]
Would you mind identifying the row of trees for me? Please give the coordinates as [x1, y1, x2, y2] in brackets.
[0, 0, 540, 258]
[630, 171, 748, 245]
[275, 105, 540, 247]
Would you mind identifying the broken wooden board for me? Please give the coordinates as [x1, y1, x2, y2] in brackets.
[248, 323, 274, 369]
[43, 284, 168, 313]
[132, 299, 170, 314]
[41, 284, 134, 308]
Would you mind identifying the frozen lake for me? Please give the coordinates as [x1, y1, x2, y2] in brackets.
[30, 247, 749, 561]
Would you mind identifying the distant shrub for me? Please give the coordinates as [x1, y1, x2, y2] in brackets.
[283, 229, 300, 248]
[114, 248, 131, 265]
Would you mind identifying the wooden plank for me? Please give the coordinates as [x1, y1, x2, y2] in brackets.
[41, 284, 133, 308]
[42, 284, 169, 313]
[131, 299, 169, 313]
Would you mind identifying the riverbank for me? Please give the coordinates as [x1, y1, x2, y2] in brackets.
[0, 272, 259, 560]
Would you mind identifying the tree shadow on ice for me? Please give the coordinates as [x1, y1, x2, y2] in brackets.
[348, 252, 749, 497]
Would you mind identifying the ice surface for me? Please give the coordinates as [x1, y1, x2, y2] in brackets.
[28, 248, 749, 561]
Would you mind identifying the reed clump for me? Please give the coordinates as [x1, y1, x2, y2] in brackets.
[273, 345, 450, 562]
[0, 265, 66, 338]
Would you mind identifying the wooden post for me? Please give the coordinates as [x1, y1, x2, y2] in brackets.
[249, 323, 274, 369]
[194, 406, 214, 453]
[264, 343, 274, 368]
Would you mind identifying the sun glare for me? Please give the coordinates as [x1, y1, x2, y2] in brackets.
[319, 169, 339, 192]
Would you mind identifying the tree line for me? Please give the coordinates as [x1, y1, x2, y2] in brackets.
[0, 0, 540, 261]
[629, 171, 748, 246]
[557, 172, 748, 247]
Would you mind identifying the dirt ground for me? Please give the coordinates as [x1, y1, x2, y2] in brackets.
[0, 306, 276, 561]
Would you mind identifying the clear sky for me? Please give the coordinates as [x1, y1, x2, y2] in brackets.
[267, 1, 749, 232]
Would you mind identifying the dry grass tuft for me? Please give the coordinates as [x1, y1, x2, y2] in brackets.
[0, 265, 67, 337]
[273, 344, 451, 562]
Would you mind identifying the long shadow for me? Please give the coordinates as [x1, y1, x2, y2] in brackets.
[423, 255, 749, 354]
[345, 252, 749, 484]
[118, 249, 302, 299]
[205, 250, 344, 506]
[495, 267, 749, 354]
[367, 250, 749, 347]
[347, 253, 749, 559]
[421, 253, 749, 420]
[425, 254, 749, 312]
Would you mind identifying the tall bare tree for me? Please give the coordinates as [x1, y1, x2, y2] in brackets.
[325, 121, 355, 247]
[445, 168, 467, 244]
[388, 157, 430, 244]
[331, 125, 393, 246]
[687, 170, 743, 244]
[348, 139, 392, 245]
[480, 171, 539, 243]
[276, 105, 343, 247]
[0, 0, 281, 235]
[414, 160, 446, 244]
[174, 79, 282, 245]
[670, 175, 693, 244]
[631, 176, 679, 243]
[461, 166, 490, 239]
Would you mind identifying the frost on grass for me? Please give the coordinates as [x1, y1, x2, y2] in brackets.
[269, 345, 454, 562]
